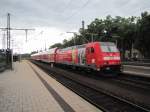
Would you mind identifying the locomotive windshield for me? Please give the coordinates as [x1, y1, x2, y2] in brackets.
[100, 42, 118, 52]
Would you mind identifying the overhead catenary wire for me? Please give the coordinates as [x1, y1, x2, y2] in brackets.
[27, 31, 43, 41]
[64, 0, 91, 22]
[61, 0, 73, 13]
[60, 0, 91, 32]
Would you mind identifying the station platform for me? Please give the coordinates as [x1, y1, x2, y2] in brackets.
[0, 60, 101, 112]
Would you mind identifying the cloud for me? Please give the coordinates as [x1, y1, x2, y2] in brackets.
[12, 26, 76, 53]
[1, 0, 149, 28]
[0, 0, 149, 53]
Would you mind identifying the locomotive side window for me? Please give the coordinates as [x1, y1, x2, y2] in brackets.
[87, 47, 94, 53]
[91, 47, 94, 53]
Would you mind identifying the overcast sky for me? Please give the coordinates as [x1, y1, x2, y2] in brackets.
[0, 0, 149, 53]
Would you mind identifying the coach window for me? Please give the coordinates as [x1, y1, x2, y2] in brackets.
[91, 47, 94, 53]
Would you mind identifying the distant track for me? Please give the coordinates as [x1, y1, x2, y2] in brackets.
[113, 73, 150, 90]
[123, 62, 150, 67]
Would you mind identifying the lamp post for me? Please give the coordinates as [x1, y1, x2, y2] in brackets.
[102, 29, 107, 40]
[103, 29, 107, 34]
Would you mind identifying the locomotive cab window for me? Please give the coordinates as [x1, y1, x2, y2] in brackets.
[100, 42, 118, 52]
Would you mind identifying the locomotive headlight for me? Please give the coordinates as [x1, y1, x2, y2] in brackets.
[103, 56, 120, 60]
[103, 56, 110, 60]
[114, 56, 120, 60]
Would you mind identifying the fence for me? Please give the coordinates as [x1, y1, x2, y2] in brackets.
[0, 49, 7, 71]
[0, 49, 12, 72]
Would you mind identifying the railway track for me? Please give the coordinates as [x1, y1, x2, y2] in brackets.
[119, 74, 150, 85]
[62, 65, 150, 91]
[111, 74, 150, 91]
[31, 60, 150, 112]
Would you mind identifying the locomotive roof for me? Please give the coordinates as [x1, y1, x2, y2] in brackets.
[59, 42, 116, 51]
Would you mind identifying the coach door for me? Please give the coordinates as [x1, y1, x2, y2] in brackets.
[78, 48, 86, 65]
[86, 47, 95, 65]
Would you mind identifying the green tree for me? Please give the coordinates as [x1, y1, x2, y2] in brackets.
[135, 12, 150, 58]
[49, 11, 150, 59]
[50, 43, 63, 48]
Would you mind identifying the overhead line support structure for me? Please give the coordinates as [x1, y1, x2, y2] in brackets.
[0, 13, 35, 69]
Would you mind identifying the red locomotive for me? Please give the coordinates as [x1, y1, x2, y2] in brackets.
[31, 42, 121, 74]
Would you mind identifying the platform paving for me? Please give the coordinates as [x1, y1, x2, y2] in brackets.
[0, 60, 101, 112]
